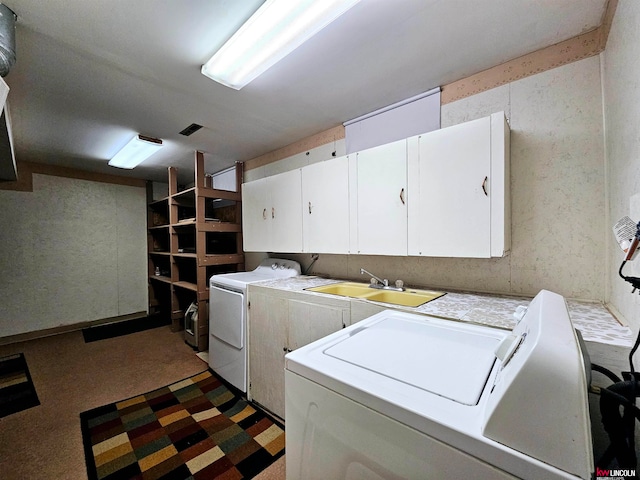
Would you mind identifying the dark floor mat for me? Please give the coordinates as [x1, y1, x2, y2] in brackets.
[82, 314, 171, 343]
[0, 352, 40, 418]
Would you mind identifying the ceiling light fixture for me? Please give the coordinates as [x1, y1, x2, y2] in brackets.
[108, 134, 163, 169]
[201, 0, 360, 90]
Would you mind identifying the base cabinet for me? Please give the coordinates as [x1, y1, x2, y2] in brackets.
[246, 291, 288, 419]
[248, 286, 349, 419]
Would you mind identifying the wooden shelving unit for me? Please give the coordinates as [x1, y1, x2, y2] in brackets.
[147, 151, 244, 351]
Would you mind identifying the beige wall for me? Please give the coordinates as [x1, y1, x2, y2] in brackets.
[0, 174, 148, 337]
[246, 56, 606, 303]
[603, 0, 640, 329]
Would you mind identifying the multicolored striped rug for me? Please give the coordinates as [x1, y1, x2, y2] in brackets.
[0, 352, 40, 418]
[80, 370, 285, 480]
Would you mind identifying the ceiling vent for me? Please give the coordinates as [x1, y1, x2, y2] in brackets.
[0, 4, 16, 77]
[179, 123, 203, 136]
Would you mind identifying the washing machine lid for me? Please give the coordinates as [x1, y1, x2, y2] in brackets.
[324, 316, 500, 405]
[209, 258, 301, 291]
[209, 271, 275, 291]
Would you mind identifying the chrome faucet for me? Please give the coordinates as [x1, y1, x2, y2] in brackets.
[360, 268, 388, 287]
[360, 268, 405, 291]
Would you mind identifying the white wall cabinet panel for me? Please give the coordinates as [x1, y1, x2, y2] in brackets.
[408, 112, 509, 258]
[302, 156, 350, 253]
[242, 169, 303, 252]
[242, 177, 270, 252]
[349, 139, 408, 255]
[408, 116, 491, 257]
[270, 169, 303, 253]
[243, 112, 508, 259]
[489, 112, 510, 257]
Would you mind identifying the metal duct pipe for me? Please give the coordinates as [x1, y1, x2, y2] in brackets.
[0, 4, 16, 77]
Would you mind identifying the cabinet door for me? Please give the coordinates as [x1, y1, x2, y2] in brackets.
[248, 291, 288, 418]
[242, 177, 271, 252]
[270, 169, 303, 253]
[302, 156, 350, 253]
[288, 299, 347, 351]
[350, 139, 408, 255]
[408, 116, 491, 257]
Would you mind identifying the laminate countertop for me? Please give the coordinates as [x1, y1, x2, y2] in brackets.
[251, 275, 633, 348]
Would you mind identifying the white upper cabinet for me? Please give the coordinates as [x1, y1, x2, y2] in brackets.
[242, 112, 509, 258]
[302, 155, 350, 253]
[242, 176, 270, 252]
[407, 112, 510, 258]
[349, 139, 408, 255]
[242, 169, 303, 253]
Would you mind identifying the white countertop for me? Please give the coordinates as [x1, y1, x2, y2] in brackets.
[252, 275, 634, 348]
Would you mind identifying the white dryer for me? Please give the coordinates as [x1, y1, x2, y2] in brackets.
[209, 258, 300, 392]
[285, 290, 593, 479]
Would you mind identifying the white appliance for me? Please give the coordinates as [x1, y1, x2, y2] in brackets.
[209, 258, 301, 392]
[285, 290, 593, 480]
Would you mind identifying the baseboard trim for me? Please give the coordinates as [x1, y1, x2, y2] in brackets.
[0, 312, 148, 346]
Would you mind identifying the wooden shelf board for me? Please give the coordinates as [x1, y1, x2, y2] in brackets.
[149, 275, 172, 284]
[173, 281, 198, 292]
[200, 253, 245, 266]
[198, 222, 242, 232]
[172, 187, 196, 198]
[173, 252, 197, 259]
[149, 251, 171, 256]
[149, 197, 169, 206]
[148, 224, 170, 230]
[199, 188, 241, 201]
[173, 218, 196, 227]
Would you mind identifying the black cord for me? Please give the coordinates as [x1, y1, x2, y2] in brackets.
[629, 330, 640, 376]
[592, 363, 623, 384]
[594, 258, 640, 471]
[620, 256, 640, 460]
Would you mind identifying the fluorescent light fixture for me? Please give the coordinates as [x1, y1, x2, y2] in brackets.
[201, 0, 360, 90]
[108, 134, 163, 169]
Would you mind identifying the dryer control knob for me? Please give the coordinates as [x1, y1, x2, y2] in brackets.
[513, 305, 528, 323]
[495, 334, 523, 365]
[271, 263, 278, 270]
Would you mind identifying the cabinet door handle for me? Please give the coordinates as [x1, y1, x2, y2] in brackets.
[482, 176, 488, 196]
[272, 207, 275, 219]
[308, 201, 312, 214]
[262, 208, 267, 220]
[399, 188, 405, 205]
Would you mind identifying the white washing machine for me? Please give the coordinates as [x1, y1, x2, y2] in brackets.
[285, 290, 593, 479]
[209, 258, 301, 392]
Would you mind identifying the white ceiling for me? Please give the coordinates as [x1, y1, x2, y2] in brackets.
[3, 0, 607, 184]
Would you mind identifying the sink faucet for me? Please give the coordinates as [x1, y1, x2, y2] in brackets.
[360, 268, 405, 291]
[360, 268, 388, 287]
